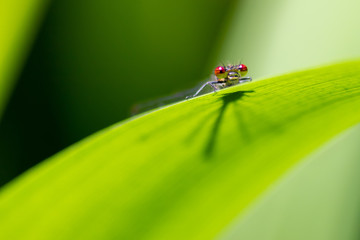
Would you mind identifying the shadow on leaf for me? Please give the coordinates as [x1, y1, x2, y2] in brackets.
[204, 90, 255, 158]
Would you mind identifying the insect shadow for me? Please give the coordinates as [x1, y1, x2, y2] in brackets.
[204, 90, 255, 158]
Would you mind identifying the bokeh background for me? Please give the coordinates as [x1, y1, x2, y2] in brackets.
[1, 0, 360, 186]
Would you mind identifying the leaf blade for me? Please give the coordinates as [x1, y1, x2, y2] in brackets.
[0, 0, 48, 118]
[0, 61, 360, 239]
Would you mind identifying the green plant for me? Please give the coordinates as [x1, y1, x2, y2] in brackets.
[0, 0, 48, 118]
[0, 61, 359, 239]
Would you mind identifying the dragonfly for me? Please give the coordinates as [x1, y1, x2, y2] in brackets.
[131, 64, 252, 115]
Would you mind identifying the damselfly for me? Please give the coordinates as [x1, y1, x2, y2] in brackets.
[131, 64, 251, 115]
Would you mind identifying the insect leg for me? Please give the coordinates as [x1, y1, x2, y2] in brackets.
[239, 77, 252, 83]
[186, 81, 218, 99]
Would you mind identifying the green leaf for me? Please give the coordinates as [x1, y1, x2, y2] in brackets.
[0, 0, 48, 118]
[219, 124, 360, 240]
[0, 61, 360, 239]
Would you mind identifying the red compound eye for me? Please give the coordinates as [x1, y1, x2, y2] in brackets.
[238, 64, 248, 72]
[214, 66, 226, 75]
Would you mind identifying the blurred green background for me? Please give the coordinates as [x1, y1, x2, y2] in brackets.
[1, 0, 360, 186]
